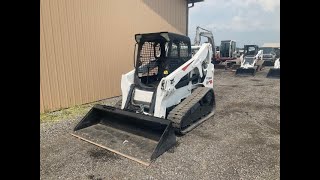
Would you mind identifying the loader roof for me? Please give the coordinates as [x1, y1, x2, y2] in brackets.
[135, 32, 190, 44]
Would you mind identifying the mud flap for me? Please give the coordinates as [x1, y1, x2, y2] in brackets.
[267, 68, 280, 78]
[235, 68, 256, 76]
[71, 104, 176, 166]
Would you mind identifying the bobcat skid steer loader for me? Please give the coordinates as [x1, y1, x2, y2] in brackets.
[71, 32, 216, 166]
[235, 45, 263, 76]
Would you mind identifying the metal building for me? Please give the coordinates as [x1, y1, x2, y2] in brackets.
[261, 43, 280, 48]
[40, 0, 203, 113]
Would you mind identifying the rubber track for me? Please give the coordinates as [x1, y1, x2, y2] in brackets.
[167, 87, 212, 128]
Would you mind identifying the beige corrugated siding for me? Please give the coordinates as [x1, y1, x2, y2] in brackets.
[40, 0, 188, 113]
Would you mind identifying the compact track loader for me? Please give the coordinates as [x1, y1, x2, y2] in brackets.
[267, 58, 280, 78]
[72, 32, 216, 166]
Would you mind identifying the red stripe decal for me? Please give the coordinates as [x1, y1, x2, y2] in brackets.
[182, 61, 193, 71]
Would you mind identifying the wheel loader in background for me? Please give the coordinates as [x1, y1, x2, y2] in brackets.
[235, 45, 264, 76]
[72, 32, 216, 166]
[267, 58, 280, 78]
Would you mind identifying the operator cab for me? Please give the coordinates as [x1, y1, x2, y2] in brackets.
[244, 45, 259, 56]
[134, 32, 192, 91]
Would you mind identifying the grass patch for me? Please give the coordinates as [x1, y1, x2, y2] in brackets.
[40, 96, 121, 124]
[40, 104, 93, 123]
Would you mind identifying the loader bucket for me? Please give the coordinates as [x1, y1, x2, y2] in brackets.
[267, 68, 280, 78]
[235, 68, 256, 76]
[263, 61, 274, 66]
[71, 104, 176, 166]
[214, 64, 227, 69]
[232, 64, 241, 70]
[226, 62, 233, 68]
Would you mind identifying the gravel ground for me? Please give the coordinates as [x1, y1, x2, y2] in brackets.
[40, 67, 280, 180]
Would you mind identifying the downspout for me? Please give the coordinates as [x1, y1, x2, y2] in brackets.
[186, 3, 195, 35]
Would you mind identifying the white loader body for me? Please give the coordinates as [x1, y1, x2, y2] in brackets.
[121, 43, 214, 119]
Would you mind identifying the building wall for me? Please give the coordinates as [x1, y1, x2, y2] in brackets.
[40, 0, 188, 113]
[261, 43, 280, 48]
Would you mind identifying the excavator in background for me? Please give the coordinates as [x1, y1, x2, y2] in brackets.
[192, 28, 238, 70]
[219, 40, 237, 61]
[267, 58, 280, 78]
[193, 26, 216, 61]
[72, 32, 216, 166]
[214, 40, 238, 69]
[235, 45, 264, 76]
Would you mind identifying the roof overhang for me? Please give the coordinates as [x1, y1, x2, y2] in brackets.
[261, 43, 280, 48]
[187, 0, 204, 4]
[135, 32, 191, 44]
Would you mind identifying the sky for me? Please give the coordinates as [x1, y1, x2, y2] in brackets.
[188, 0, 280, 47]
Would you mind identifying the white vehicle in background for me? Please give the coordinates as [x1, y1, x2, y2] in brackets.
[219, 40, 237, 61]
[259, 47, 277, 66]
